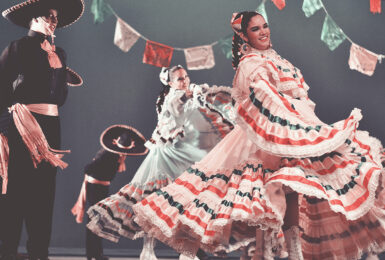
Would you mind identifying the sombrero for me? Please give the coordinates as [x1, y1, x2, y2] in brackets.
[100, 125, 148, 156]
[2, 0, 84, 28]
[66, 67, 83, 87]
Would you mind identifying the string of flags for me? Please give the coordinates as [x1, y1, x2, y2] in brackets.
[302, 0, 384, 76]
[92, 0, 383, 76]
[114, 17, 217, 69]
[90, 0, 284, 70]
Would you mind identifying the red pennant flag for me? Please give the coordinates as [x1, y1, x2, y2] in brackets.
[370, 0, 381, 14]
[271, 0, 286, 10]
[143, 40, 174, 67]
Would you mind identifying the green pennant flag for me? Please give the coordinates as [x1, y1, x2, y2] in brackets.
[302, 0, 322, 17]
[320, 15, 346, 51]
[256, 1, 268, 23]
[91, 0, 113, 24]
[219, 34, 233, 60]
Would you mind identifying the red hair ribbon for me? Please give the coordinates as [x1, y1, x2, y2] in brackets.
[271, 0, 286, 10]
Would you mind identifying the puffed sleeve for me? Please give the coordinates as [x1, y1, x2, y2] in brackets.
[0, 42, 19, 114]
[233, 55, 362, 158]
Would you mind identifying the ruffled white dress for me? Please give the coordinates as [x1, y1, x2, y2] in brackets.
[87, 84, 234, 242]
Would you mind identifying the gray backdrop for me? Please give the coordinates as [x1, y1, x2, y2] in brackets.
[1, 0, 384, 256]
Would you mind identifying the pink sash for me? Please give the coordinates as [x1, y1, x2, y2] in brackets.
[0, 134, 9, 194]
[0, 103, 70, 194]
[71, 175, 111, 223]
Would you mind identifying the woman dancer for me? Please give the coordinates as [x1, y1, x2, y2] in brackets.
[132, 11, 385, 260]
[87, 65, 233, 260]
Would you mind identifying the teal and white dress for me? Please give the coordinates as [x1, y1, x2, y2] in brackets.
[87, 84, 234, 242]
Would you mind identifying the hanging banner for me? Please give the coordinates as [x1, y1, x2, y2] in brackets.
[91, 0, 113, 24]
[370, 0, 382, 14]
[143, 40, 174, 67]
[256, 1, 269, 23]
[271, 0, 286, 10]
[320, 15, 346, 51]
[302, 0, 322, 17]
[348, 43, 379, 76]
[218, 35, 233, 60]
[95, 0, 384, 74]
[184, 45, 215, 70]
[114, 18, 140, 52]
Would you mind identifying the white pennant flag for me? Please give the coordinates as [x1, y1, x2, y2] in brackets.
[184, 45, 215, 70]
[348, 43, 379, 76]
[256, 1, 268, 23]
[114, 18, 140, 52]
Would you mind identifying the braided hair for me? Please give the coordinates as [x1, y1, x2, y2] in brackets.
[156, 65, 184, 114]
[232, 11, 261, 69]
[156, 85, 170, 114]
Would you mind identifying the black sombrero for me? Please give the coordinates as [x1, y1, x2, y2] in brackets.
[100, 125, 148, 156]
[66, 67, 83, 87]
[2, 0, 85, 28]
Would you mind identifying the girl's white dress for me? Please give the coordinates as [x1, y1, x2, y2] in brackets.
[87, 84, 234, 242]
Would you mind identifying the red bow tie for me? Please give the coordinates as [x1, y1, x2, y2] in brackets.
[41, 40, 62, 68]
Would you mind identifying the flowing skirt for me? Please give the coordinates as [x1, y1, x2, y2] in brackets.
[132, 125, 385, 259]
[87, 140, 207, 242]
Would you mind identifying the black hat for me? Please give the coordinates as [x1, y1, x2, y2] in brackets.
[84, 148, 121, 177]
[66, 67, 83, 87]
[2, 0, 85, 28]
[100, 124, 148, 156]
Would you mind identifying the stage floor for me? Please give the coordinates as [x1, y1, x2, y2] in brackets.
[48, 257, 238, 260]
[45, 256, 385, 260]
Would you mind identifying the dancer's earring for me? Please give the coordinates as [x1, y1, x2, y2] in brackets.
[241, 42, 251, 55]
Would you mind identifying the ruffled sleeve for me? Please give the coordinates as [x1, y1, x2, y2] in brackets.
[187, 84, 233, 115]
[146, 89, 189, 148]
[233, 54, 362, 158]
[188, 84, 235, 138]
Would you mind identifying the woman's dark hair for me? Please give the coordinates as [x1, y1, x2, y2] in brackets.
[156, 66, 184, 114]
[232, 11, 261, 69]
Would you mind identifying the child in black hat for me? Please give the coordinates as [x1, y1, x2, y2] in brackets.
[72, 125, 148, 260]
[87, 66, 234, 260]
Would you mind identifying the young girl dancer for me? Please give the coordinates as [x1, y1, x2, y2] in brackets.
[87, 65, 233, 260]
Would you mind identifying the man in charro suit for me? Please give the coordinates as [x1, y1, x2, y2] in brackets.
[0, 0, 84, 259]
